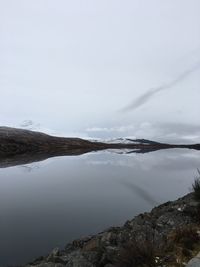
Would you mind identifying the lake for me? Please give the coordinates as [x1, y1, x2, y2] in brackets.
[0, 148, 199, 266]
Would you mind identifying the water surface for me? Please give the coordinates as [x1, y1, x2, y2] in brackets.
[0, 148, 199, 266]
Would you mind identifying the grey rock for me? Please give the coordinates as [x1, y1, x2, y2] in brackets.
[65, 251, 95, 267]
[186, 257, 200, 267]
[101, 232, 117, 245]
[47, 247, 60, 261]
[27, 264, 65, 267]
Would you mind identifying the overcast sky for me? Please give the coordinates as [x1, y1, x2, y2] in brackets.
[0, 0, 200, 142]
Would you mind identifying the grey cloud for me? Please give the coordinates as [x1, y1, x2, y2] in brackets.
[121, 61, 200, 112]
[0, 1, 200, 137]
[155, 122, 200, 143]
[85, 122, 200, 143]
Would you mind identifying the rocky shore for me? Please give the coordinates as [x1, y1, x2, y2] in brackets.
[24, 192, 200, 267]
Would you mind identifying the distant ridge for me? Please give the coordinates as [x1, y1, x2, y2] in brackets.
[0, 126, 199, 168]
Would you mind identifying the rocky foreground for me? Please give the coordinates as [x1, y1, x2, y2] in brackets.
[0, 127, 200, 168]
[24, 193, 200, 267]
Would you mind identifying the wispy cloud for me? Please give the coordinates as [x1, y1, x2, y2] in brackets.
[121, 61, 200, 112]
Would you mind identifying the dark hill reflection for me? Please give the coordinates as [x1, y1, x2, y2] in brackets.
[0, 127, 200, 168]
[1, 144, 200, 168]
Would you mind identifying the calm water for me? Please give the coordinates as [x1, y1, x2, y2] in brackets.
[0, 148, 200, 266]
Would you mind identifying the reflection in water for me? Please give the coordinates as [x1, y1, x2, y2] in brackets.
[19, 164, 40, 173]
[120, 180, 159, 206]
[0, 143, 200, 169]
[0, 149, 200, 267]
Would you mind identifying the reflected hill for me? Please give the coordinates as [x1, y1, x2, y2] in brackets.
[0, 127, 200, 168]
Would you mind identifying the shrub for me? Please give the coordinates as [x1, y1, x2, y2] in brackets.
[115, 239, 157, 267]
[169, 225, 199, 251]
[192, 169, 200, 201]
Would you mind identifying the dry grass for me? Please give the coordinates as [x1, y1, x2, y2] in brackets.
[192, 169, 200, 201]
[170, 225, 199, 251]
[165, 225, 200, 266]
[115, 239, 157, 267]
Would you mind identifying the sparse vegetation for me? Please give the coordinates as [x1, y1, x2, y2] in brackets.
[169, 225, 199, 251]
[115, 239, 158, 267]
[192, 169, 200, 201]
[164, 225, 200, 266]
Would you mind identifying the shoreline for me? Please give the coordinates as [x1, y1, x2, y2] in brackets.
[24, 192, 200, 267]
[0, 126, 200, 168]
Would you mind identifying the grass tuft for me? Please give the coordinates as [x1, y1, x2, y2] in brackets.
[192, 169, 200, 201]
[171, 225, 199, 250]
[116, 240, 157, 267]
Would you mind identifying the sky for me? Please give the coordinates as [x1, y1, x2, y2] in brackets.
[0, 0, 200, 142]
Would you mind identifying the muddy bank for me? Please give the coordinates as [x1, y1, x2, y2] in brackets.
[0, 127, 200, 168]
[23, 192, 200, 267]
